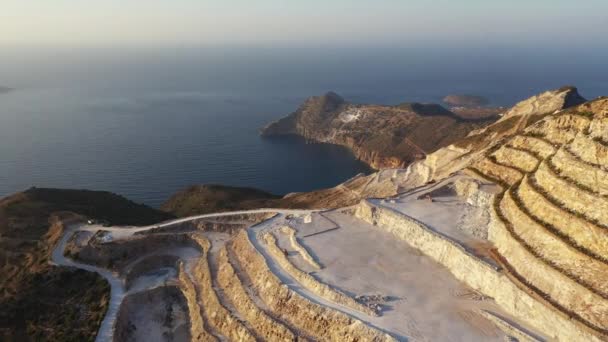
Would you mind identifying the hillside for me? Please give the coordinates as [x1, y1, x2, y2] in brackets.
[260, 92, 498, 169]
[161, 184, 282, 216]
[443, 94, 489, 107]
[0, 188, 172, 341]
[5, 86, 607, 341]
[462, 95, 608, 338]
[401, 86, 587, 188]
[162, 171, 403, 217]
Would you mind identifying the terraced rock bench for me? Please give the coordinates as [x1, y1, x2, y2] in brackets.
[261, 231, 377, 316]
[534, 161, 608, 227]
[216, 245, 297, 341]
[177, 262, 218, 341]
[528, 113, 590, 145]
[551, 148, 608, 196]
[189, 234, 256, 341]
[491, 146, 540, 173]
[500, 189, 608, 301]
[231, 230, 395, 341]
[516, 176, 608, 264]
[509, 135, 557, 159]
[279, 225, 322, 270]
[491, 197, 608, 334]
[471, 158, 523, 186]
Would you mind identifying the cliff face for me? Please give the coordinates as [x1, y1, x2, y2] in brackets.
[261, 92, 497, 169]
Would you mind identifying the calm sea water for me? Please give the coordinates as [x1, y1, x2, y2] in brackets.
[1, 46, 606, 207]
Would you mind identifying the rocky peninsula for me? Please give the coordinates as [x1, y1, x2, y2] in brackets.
[260, 92, 498, 169]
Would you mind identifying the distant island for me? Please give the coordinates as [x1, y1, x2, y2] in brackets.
[0, 86, 14, 94]
[442, 94, 489, 107]
[441, 94, 506, 120]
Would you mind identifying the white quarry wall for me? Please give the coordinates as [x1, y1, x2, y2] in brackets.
[354, 200, 604, 342]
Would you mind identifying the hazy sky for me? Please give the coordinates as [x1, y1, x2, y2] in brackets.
[2, 0, 608, 47]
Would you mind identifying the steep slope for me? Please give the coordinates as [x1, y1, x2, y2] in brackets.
[0, 188, 172, 341]
[261, 92, 497, 169]
[467, 96, 608, 337]
[401, 86, 587, 187]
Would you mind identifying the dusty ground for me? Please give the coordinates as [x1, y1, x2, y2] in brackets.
[374, 176, 500, 264]
[115, 286, 190, 342]
[256, 210, 508, 341]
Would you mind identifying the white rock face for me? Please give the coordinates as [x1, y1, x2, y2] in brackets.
[338, 108, 365, 123]
[499, 87, 585, 121]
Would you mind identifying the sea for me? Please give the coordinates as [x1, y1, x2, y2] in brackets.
[1, 45, 606, 207]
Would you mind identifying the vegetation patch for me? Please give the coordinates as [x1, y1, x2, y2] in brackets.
[0, 188, 171, 341]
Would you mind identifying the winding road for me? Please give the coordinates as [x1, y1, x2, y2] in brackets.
[50, 208, 317, 342]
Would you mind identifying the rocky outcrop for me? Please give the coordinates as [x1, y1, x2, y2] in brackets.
[400, 86, 587, 188]
[500, 86, 586, 121]
[261, 92, 496, 169]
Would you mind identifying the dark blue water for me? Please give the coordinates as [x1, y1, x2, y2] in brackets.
[1, 46, 606, 207]
[0, 88, 372, 206]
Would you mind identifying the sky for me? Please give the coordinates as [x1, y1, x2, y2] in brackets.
[2, 0, 608, 48]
